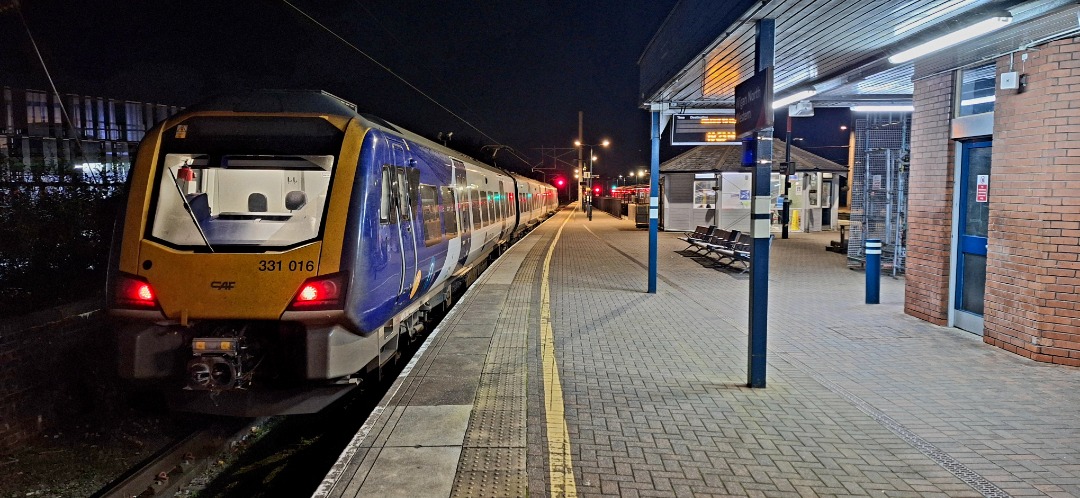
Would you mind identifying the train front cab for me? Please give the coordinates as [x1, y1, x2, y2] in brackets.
[109, 112, 387, 413]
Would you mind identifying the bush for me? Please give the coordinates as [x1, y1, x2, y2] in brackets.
[0, 160, 127, 318]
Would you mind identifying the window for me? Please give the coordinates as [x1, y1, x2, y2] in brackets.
[380, 166, 397, 224]
[419, 184, 441, 246]
[149, 154, 336, 249]
[481, 191, 491, 226]
[441, 186, 458, 237]
[957, 64, 996, 117]
[396, 169, 411, 222]
[471, 189, 482, 229]
[693, 180, 716, 209]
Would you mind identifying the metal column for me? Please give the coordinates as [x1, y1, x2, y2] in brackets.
[648, 111, 660, 294]
[747, 19, 773, 389]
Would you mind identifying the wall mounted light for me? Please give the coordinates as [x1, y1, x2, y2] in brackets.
[850, 105, 915, 112]
[888, 15, 1012, 63]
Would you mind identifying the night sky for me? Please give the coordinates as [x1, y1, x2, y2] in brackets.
[1, 0, 681, 179]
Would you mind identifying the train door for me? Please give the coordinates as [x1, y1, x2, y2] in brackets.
[391, 142, 419, 303]
[453, 159, 471, 266]
[498, 181, 507, 238]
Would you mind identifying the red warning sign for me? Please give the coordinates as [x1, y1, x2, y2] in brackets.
[975, 174, 989, 203]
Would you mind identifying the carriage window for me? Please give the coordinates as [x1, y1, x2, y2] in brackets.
[479, 191, 489, 226]
[459, 191, 470, 233]
[441, 186, 458, 237]
[471, 190, 482, 229]
[419, 184, 441, 246]
[396, 168, 411, 222]
[488, 192, 496, 222]
[380, 166, 397, 224]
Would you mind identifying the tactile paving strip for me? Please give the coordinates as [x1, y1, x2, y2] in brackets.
[450, 224, 560, 496]
[450, 470, 528, 498]
[476, 374, 526, 400]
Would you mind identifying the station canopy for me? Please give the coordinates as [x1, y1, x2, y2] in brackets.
[640, 0, 1080, 109]
[661, 139, 849, 174]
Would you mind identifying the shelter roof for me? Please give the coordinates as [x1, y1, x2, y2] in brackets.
[660, 140, 848, 174]
[640, 0, 1079, 108]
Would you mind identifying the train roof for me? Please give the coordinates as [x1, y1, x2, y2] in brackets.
[176, 90, 552, 188]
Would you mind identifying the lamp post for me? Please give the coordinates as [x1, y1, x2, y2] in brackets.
[574, 169, 581, 202]
[575, 139, 609, 220]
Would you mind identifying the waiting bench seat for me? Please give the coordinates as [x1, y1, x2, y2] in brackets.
[678, 225, 715, 252]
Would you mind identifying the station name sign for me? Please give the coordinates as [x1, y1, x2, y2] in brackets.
[671, 113, 738, 146]
[734, 67, 773, 138]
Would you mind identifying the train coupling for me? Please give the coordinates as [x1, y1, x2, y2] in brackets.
[186, 337, 245, 390]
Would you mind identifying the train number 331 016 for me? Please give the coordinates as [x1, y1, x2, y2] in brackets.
[258, 260, 316, 272]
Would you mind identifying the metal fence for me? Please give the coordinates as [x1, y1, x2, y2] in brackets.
[848, 113, 910, 275]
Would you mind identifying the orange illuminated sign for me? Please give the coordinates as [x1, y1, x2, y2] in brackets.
[671, 114, 739, 145]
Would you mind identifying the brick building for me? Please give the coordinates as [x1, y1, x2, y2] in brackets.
[639, 1, 1080, 365]
[0, 86, 180, 174]
[907, 40, 1080, 365]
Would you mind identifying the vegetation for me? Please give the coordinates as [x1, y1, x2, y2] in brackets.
[0, 158, 127, 318]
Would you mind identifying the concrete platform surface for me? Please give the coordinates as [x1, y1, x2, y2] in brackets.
[316, 204, 1080, 498]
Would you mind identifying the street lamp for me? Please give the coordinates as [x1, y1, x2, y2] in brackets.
[575, 139, 610, 220]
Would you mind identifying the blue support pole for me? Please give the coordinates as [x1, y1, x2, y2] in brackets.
[747, 18, 774, 389]
[865, 238, 881, 304]
[648, 111, 660, 294]
[748, 132, 772, 388]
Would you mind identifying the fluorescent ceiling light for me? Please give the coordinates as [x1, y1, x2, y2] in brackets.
[959, 95, 995, 106]
[851, 105, 914, 112]
[772, 90, 816, 109]
[888, 16, 1012, 64]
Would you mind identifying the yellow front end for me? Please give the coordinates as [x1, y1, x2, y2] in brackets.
[135, 240, 323, 320]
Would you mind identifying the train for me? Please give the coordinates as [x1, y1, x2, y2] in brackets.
[106, 90, 558, 415]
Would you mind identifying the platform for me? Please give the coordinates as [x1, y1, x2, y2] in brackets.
[316, 204, 1080, 498]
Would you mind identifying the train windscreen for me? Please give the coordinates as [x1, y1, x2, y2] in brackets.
[148, 153, 335, 250]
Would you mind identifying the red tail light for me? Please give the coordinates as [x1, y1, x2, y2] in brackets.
[288, 273, 347, 310]
[114, 273, 158, 309]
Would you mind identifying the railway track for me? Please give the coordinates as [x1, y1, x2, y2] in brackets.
[92, 417, 271, 498]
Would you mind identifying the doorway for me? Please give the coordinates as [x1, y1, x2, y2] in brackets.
[952, 140, 990, 334]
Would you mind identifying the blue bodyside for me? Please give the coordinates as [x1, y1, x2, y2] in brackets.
[345, 129, 455, 334]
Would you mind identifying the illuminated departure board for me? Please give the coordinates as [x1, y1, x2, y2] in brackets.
[671, 114, 739, 145]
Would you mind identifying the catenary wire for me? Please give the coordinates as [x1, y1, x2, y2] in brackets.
[280, 0, 535, 169]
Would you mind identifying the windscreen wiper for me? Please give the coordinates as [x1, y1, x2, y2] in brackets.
[169, 167, 215, 253]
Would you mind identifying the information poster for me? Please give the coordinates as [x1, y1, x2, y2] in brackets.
[693, 180, 717, 208]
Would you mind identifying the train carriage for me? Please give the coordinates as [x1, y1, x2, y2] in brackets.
[107, 90, 556, 415]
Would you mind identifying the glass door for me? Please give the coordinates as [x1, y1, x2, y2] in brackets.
[954, 140, 991, 333]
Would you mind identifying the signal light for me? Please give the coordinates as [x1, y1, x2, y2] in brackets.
[114, 273, 158, 309]
[288, 272, 347, 310]
[594, 186, 601, 194]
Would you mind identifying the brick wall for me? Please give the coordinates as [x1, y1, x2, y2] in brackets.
[904, 72, 955, 324]
[0, 301, 112, 452]
[985, 38, 1080, 365]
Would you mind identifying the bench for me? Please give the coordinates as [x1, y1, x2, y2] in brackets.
[677, 225, 715, 252]
[707, 233, 753, 273]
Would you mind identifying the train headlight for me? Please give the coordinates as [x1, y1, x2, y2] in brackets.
[287, 272, 347, 310]
[113, 273, 159, 309]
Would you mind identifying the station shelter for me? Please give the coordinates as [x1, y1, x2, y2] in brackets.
[659, 139, 847, 234]
[640, 0, 1080, 365]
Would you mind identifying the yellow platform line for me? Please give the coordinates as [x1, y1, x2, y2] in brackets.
[540, 207, 577, 498]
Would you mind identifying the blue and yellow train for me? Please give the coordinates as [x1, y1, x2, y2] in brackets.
[107, 90, 557, 415]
